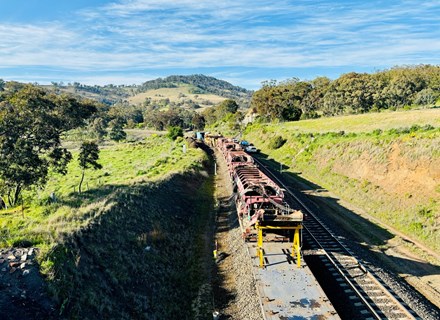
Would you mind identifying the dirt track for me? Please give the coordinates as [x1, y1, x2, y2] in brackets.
[211, 149, 262, 320]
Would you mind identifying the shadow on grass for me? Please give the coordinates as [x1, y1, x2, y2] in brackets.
[42, 169, 217, 320]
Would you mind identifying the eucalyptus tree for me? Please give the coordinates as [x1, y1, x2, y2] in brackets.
[250, 82, 303, 121]
[78, 141, 102, 194]
[0, 84, 97, 206]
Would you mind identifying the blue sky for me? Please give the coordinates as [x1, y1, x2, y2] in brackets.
[0, 0, 439, 89]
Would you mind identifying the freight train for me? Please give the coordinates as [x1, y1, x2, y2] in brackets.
[208, 135, 304, 267]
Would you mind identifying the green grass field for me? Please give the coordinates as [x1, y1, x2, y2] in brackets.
[0, 132, 215, 318]
[0, 134, 206, 249]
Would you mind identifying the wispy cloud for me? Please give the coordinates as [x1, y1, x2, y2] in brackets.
[1, 0, 439, 87]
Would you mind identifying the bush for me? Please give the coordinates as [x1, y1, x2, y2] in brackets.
[109, 124, 126, 141]
[422, 124, 435, 131]
[300, 111, 320, 120]
[167, 126, 184, 140]
[269, 135, 287, 149]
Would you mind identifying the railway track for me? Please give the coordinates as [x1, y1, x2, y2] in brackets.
[253, 156, 421, 320]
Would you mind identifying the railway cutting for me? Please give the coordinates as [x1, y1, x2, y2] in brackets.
[207, 133, 429, 319]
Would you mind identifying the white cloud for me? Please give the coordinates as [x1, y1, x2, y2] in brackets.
[1, 0, 439, 86]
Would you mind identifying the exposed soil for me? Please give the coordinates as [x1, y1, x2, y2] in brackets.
[331, 142, 440, 202]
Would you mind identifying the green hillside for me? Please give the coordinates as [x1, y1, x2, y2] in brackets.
[244, 109, 440, 253]
[130, 75, 252, 110]
[1, 134, 207, 247]
[136, 74, 251, 99]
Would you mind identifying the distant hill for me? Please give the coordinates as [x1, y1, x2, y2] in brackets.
[137, 74, 251, 97]
[131, 74, 252, 109]
[43, 75, 252, 109]
[128, 85, 226, 110]
[41, 82, 135, 105]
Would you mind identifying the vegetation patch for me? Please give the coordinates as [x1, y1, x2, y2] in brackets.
[43, 171, 213, 319]
[249, 65, 440, 122]
[268, 135, 287, 149]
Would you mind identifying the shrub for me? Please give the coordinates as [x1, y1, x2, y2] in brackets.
[269, 135, 287, 149]
[409, 222, 423, 232]
[167, 126, 184, 141]
[410, 124, 421, 133]
[421, 124, 434, 131]
[109, 125, 126, 141]
[300, 111, 320, 120]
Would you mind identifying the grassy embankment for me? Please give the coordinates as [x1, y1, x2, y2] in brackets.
[0, 133, 215, 319]
[244, 109, 440, 254]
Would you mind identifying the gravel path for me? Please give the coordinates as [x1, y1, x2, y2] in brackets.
[212, 149, 262, 320]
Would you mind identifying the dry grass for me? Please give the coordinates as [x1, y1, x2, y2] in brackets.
[279, 108, 440, 133]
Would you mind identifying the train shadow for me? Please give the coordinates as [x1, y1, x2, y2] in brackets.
[212, 193, 240, 313]
[253, 152, 440, 279]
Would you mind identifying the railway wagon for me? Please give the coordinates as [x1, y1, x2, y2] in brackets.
[225, 150, 254, 178]
[233, 163, 303, 241]
[217, 137, 240, 155]
[215, 136, 303, 268]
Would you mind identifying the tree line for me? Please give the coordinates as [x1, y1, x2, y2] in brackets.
[250, 65, 440, 121]
[0, 81, 242, 208]
[103, 98, 243, 133]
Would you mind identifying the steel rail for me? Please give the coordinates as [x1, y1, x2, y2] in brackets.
[301, 222, 382, 318]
